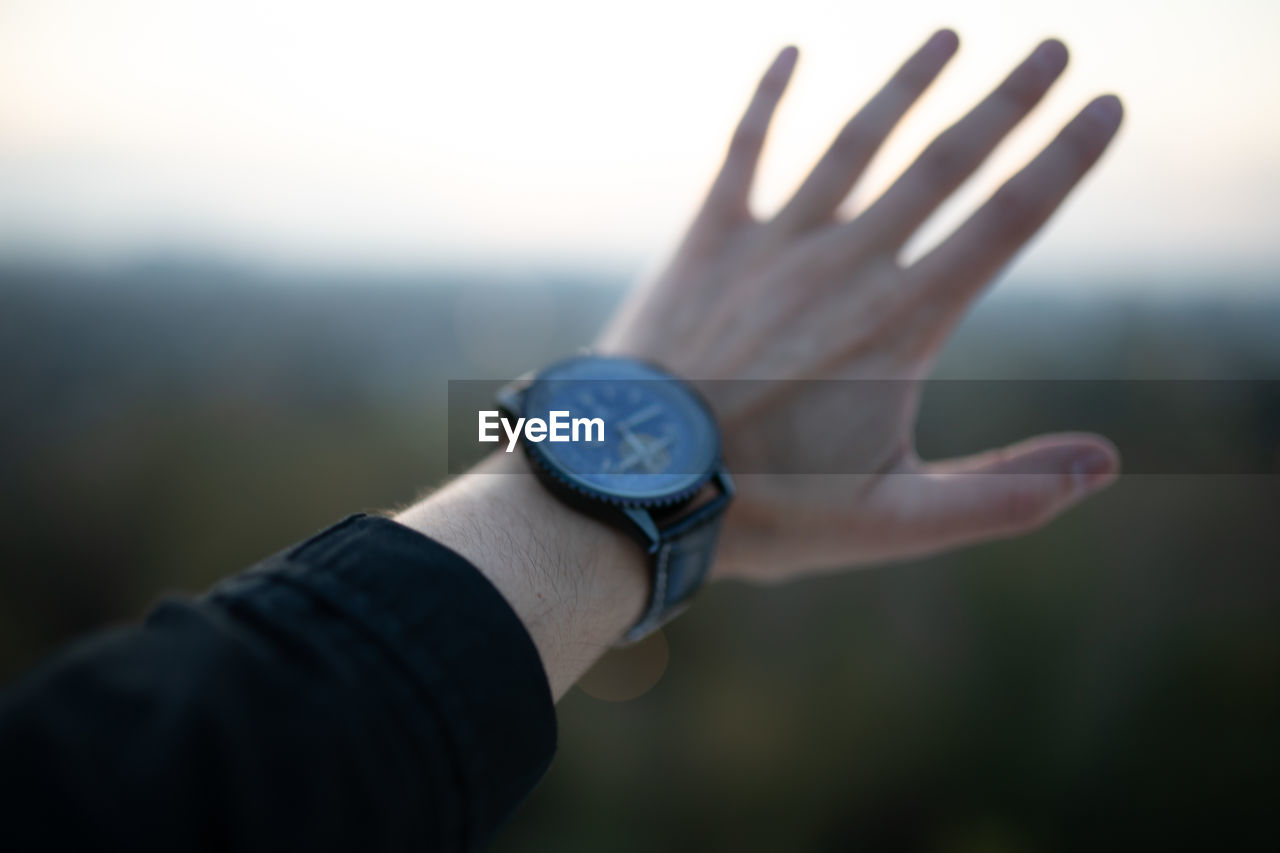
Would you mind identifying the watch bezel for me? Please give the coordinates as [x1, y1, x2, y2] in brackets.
[511, 354, 723, 509]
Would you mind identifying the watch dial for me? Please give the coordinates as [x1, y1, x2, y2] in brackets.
[521, 356, 719, 503]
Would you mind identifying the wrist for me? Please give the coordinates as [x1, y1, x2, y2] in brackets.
[394, 451, 649, 699]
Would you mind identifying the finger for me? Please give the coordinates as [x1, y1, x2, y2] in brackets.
[700, 46, 799, 226]
[774, 29, 958, 233]
[905, 95, 1124, 347]
[894, 433, 1119, 551]
[851, 38, 1069, 252]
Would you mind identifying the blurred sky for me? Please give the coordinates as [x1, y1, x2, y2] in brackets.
[0, 0, 1277, 287]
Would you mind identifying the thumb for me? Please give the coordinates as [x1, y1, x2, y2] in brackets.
[902, 433, 1119, 550]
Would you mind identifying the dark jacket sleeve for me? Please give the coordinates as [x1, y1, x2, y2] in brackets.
[0, 514, 557, 852]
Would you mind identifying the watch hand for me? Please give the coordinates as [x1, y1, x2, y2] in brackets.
[619, 426, 649, 459]
[616, 436, 675, 473]
[616, 403, 663, 431]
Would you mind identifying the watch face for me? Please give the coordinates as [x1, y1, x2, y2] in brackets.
[520, 355, 720, 505]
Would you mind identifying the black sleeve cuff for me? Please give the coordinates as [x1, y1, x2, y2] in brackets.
[204, 514, 557, 848]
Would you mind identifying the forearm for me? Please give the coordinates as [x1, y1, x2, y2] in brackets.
[395, 452, 649, 700]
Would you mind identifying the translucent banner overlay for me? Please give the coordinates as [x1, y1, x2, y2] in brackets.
[448, 379, 1280, 476]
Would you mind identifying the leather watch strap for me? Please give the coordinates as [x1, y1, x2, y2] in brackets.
[621, 506, 725, 644]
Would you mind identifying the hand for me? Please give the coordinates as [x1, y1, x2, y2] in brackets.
[597, 31, 1123, 583]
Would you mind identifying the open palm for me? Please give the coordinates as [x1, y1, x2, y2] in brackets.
[597, 31, 1123, 582]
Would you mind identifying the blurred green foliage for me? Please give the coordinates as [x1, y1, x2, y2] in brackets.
[0, 264, 1277, 851]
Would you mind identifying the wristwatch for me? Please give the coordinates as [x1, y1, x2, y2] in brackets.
[496, 354, 734, 643]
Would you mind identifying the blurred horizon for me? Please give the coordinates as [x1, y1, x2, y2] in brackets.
[5, 253, 1280, 298]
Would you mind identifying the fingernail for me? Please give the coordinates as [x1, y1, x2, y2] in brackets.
[1070, 449, 1117, 495]
[1086, 94, 1124, 126]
